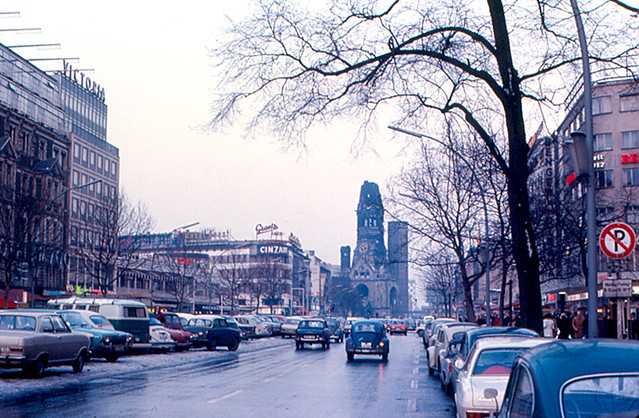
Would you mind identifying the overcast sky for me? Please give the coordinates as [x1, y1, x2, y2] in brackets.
[2, 0, 414, 265]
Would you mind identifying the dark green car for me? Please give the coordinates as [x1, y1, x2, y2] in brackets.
[58, 310, 133, 362]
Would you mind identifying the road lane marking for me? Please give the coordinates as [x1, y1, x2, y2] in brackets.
[410, 379, 418, 389]
[207, 390, 243, 404]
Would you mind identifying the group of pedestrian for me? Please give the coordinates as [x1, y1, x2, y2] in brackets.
[542, 309, 587, 339]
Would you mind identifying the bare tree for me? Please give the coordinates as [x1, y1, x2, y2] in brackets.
[77, 191, 153, 295]
[216, 253, 248, 314]
[210, 0, 639, 331]
[389, 131, 486, 321]
[422, 252, 461, 318]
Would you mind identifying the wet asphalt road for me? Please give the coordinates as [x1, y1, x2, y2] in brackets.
[1, 334, 455, 418]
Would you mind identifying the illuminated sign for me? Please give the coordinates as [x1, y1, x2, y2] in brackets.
[258, 245, 288, 255]
[593, 153, 605, 169]
[62, 60, 106, 102]
[621, 153, 639, 164]
[255, 223, 278, 236]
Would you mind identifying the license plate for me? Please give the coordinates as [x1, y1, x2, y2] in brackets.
[361, 342, 372, 349]
[303, 337, 315, 341]
[360, 349, 372, 353]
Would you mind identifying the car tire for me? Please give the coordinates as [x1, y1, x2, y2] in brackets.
[25, 356, 46, 378]
[105, 353, 119, 363]
[382, 353, 388, 362]
[72, 352, 86, 373]
[321, 343, 326, 351]
[326, 341, 330, 349]
[347, 352, 354, 362]
[228, 339, 240, 352]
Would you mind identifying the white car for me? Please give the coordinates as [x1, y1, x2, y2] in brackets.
[454, 336, 549, 418]
[175, 313, 196, 328]
[427, 323, 476, 376]
[435, 324, 478, 388]
[236, 315, 271, 337]
[280, 317, 303, 338]
[149, 317, 176, 352]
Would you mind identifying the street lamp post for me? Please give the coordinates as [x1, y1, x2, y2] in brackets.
[568, 0, 598, 338]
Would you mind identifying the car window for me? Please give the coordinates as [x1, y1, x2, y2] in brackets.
[180, 318, 188, 327]
[352, 323, 381, 333]
[60, 312, 88, 327]
[124, 307, 146, 318]
[300, 320, 324, 328]
[90, 315, 111, 327]
[562, 374, 639, 418]
[51, 316, 70, 333]
[88, 305, 100, 313]
[41, 318, 54, 333]
[214, 319, 228, 328]
[0, 315, 37, 331]
[473, 348, 525, 376]
[509, 367, 534, 417]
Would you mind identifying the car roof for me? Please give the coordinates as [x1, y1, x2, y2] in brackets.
[0, 309, 58, 317]
[467, 326, 539, 339]
[472, 336, 548, 351]
[523, 339, 639, 381]
[443, 324, 477, 337]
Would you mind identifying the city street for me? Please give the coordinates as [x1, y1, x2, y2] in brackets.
[1, 335, 454, 418]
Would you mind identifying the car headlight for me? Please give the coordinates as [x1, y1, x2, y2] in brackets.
[198, 332, 204, 336]
[127, 335, 133, 342]
[103, 337, 111, 344]
[379, 341, 385, 347]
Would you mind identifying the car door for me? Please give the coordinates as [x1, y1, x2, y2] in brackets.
[213, 319, 230, 345]
[39, 317, 61, 362]
[51, 315, 75, 361]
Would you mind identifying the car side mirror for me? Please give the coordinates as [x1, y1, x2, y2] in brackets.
[454, 358, 464, 370]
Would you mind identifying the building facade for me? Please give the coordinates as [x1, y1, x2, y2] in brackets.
[0, 43, 70, 305]
[59, 62, 121, 293]
[529, 79, 639, 331]
[118, 229, 311, 314]
[345, 181, 409, 317]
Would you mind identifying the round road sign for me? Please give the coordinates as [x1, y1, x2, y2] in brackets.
[599, 222, 637, 259]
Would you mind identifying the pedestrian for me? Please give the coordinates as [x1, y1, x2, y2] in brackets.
[503, 312, 512, 327]
[513, 313, 523, 328]
[477, 313, 487, 326]
[557, 312, 571, 339]
[543, 313, 556, 338]
[573, 309, 586, 339]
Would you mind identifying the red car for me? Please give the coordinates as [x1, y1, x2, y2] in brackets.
[388, 319, 408, 335]
[157, 313, 193, 351]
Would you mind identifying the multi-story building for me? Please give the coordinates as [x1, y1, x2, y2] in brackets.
[0, 44, 70, 306]
[529, 78, 639, 331]
[388, 221, 409, 314]
[118, 228, 311, 314]
[59, 61, 120, 293]
[307, 250, 333, 314]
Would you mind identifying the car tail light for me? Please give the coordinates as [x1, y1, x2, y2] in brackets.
[466, 413, 489, 418]
[448, 361, 453, 374]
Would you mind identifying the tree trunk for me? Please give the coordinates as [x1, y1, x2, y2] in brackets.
[488, 0, 543, 333]
[499, 257, 508, 322]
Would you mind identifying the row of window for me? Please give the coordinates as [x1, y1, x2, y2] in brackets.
[71, 170, 117, 199]
[72, 143, 117, 177]
[593, 94, 639, 115]
[593, 131, 639, 151]
[71, 197, 115, 222]
[594, 167, 639, 188]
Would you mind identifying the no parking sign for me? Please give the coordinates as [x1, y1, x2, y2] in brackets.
[599, 222, 637, 259]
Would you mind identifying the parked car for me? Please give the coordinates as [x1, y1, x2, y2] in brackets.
[418, 316, 435, 339]
[175, 313, 196, 328]
[497, 340, 639, 417]
[280, 317, 302, 338]
[0, 310, 90, 377]
[345, 320, 389, 362]
[424, 318, 455, 347]
[326, 317, 344, 343]
[426, 322, 477, 376]
[58, 310, 132, 362]
[48, 297, 151, 351]
[237, 315, 271, 337]
[261, 315, 282, 335]
[295, 319, 331, 350]
[388, 319, 408, 335]
[449, 326, 539, 397]
[234, 315, 257, 339]
[149, 317, 176, 352]
[156, 313, 192, 351]
[454, 336, 548, 418]
[184, 316, 241, 351]
[406, 318, 417, 331]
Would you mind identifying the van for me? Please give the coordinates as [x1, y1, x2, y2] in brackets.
[47, 297, 151, 350]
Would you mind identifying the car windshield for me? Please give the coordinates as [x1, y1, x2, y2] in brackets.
[472, 348, 525, 376]
[60, 312, 90, 327]
[300, 320, 324, 328]
[326, 319, 338, 326]
[0, 315, 37, 331]
[563, 375, 639, 418]
[89, 315, 111, 326]
[353, 323, 381, 333]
